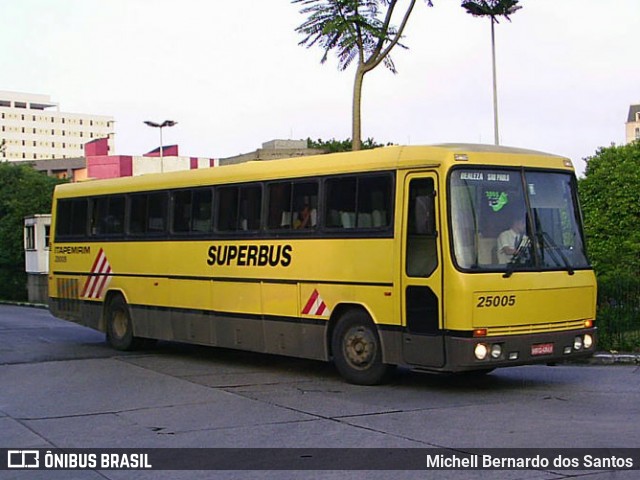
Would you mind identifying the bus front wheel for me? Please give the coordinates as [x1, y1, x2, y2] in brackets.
[106, 296, 140, 351]
[331, 310, 394, 385]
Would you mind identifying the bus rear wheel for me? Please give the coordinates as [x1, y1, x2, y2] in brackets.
[332, 310, 394, 385]
[106, 296, 141, 351]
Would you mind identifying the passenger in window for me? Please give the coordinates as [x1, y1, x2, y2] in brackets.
[293, 204, 311, 229]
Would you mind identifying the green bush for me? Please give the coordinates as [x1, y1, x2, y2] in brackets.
[0, 162, 65, 301]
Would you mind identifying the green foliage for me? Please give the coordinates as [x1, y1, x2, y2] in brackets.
[578, 142, 640, 281]
[579, 142, 640, 352]
[294, 0, 430, 73]
[306, 137, 391, 152]
[597, 276, 640, 352]
[0, 162, 65, 300]
[461, 0, 521, 22]
[293, 0, 431, 150]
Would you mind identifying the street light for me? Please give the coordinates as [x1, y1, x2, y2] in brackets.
[143, 120, 177, 172]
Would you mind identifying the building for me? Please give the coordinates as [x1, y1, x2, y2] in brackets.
[84, 138, 218, 179]
[625, 104, 640, 144]
[23, 214, 51, 304]
[0, 90, 114, 161]
[219, 139, 324, 165]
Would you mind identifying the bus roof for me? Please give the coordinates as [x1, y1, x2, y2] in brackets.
[54, 144, 572, 197]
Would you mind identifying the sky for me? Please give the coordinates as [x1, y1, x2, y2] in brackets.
[2, 0, 638, 175]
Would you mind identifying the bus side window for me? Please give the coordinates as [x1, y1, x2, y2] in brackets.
[55, 198, 88, 239]
[147, 192, 167, 233]
[91, 196, 124, 236]
[130, 192, 168, 235]
[267, 181, 318, 231]
[172, 190, 192, 233]
[358, 175, 391, 228]
[267, 182, 292, 229]
[191, 188, 213, 233]
[325, 177, 356, 229]
[216, 185, 261, 232]
[291, 181, 318, 229]
[325, 175, 392, 230]
[216, 186, 239, 232]
[239, 185, 262, 231]
[406, 178, 437, 277]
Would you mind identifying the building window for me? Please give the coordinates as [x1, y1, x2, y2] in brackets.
[636, 127, 640, 140]
[25, 225, 36, 250]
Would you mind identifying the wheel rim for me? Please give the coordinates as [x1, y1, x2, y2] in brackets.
[112, 310, 128, 339]
[343, 326, 377, 370]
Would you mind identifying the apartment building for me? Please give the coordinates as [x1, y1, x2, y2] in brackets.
[0, 90, 114, 161]
[626, 104, 640, 144]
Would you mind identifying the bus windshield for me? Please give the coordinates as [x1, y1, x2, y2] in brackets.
[449, 168, 590, 274]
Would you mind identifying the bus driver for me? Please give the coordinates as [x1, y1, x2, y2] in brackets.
[497, 217, 527, 264]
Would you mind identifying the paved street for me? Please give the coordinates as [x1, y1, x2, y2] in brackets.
[1, 304, 639, 479]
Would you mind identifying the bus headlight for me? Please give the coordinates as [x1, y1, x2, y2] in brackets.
[573, 336, 583, 351]
[490, 344, 502, 359]
[474, 343, 489, 360]
[583, 334, 593, 349]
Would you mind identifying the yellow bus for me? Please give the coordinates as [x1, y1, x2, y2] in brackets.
[48, 144, 596, 384]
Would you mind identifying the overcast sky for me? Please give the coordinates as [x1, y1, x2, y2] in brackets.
[2, 0, 638, 174]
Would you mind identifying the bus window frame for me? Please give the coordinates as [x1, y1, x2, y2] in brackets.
[214, 182, 263, 235]
[446, 165, 591, 274]
[169, 186, 214, 236]
[321, 171, 395, 236]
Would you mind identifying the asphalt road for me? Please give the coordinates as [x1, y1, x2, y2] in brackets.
[1, 304, 639, 479]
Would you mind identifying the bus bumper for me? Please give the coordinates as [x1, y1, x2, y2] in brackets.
[444, 327, 597, 371]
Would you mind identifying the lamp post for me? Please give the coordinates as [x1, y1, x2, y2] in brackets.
[143, 120, 177, 173]
[461, 0, 521, 146]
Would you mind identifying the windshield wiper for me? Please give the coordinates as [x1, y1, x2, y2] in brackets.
[540, 231, 575, 275]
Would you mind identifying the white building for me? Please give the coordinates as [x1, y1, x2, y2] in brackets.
[24, 214, 51, 304]
[0, 91, 114, 161]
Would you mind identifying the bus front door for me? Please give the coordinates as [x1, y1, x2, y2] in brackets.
[401, 173, 445, 368]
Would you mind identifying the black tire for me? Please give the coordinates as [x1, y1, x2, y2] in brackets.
[331, 310, 394, 385]
[106, 295, 141, 351]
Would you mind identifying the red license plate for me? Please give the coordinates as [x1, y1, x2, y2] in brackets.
[531, 343, 554, 356]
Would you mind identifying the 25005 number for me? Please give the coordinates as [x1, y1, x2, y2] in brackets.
[477, 295, 516, 308]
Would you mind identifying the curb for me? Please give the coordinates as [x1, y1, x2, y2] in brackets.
[590, 353, 640, 365]
[0, 300, 49, 309]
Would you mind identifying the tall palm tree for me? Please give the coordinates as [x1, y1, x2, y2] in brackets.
[462, 0, 521, 145]
[294, 0, 432, 151]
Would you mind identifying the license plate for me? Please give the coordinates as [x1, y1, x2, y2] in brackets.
[531, 343, 554, 356]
